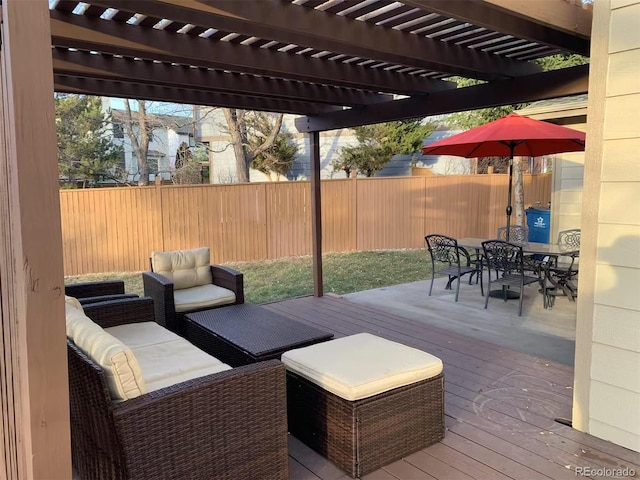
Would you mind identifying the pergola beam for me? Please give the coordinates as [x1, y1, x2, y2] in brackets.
[54, 75, 341, 115]
[403, 0, 590, 56]
[50, 11, 456, 96]
[482, 0, 592, 37]
[88, 0, 541, 80]
[296, 65, 589, 132]
[52, 49, 391, 107]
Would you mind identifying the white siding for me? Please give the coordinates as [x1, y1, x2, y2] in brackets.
[574, 0, 640, 453]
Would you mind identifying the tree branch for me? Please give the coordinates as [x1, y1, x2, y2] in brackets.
[251, 113, 284, 161]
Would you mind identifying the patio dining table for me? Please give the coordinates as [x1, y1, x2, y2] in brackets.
[456, 237, 579, 256]
[456, 237, 580, 300]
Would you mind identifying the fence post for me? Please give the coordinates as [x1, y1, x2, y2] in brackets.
[156, 180, 166, 252]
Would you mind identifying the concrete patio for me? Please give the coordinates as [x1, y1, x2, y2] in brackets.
[344, 275, 577, 366]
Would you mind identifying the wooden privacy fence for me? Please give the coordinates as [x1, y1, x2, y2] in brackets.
[60, 174, 551, 275]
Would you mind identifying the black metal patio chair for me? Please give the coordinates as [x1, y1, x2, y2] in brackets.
[542, 229, 580, 308]
[425, 234, 483, 302]
[497, 225, 529, 243]
[482, 240, 542, 316]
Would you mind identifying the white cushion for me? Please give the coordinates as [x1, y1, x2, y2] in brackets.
[65, 304, 146, 401]
[173, 284, 236, 313]
[281, 333, 443, 401]
[65, 295, 84, 312]
[151, 247, 212, 290]
[106, 322, 232, 394]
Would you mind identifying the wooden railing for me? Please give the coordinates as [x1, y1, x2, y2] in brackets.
[60, 174, 551, 275]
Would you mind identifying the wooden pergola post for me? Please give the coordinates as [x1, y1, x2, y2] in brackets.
[0, 1, 71, 478]
[309, 131, 323, 297]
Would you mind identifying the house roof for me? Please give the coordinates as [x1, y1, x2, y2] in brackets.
[50, 0, 591, 132]
[517, 93, 588, 122]
[111, 109, 195, 134]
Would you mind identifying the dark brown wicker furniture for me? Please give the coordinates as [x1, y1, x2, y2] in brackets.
[183, 303, 334, 367]
[142, 264, 244, 334]
[287, 371, 445, 478]
[68, 298, 288, 480]
[65, 280, 138, 304]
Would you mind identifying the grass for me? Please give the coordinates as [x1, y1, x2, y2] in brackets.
[65, 249, 431, 304]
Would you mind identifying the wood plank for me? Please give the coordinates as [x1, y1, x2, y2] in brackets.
[363, 468, 404, 480]
[288, 436, 346, 480]
[445, 384, 640, 469]
[445, 403, 608, 475]
[445, 417, 578, 479]
[289, 457, 322, 480]
[421, 443, 512, 480]
[440, 431, 551, 480]
[380, 460, 435, 479]
[403, 450, 475, 479]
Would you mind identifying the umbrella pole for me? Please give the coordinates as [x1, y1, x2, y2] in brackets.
[505, 144, 515, 242]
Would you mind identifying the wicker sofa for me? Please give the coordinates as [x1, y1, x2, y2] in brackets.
[65, 280, 138, 304]
[67, 297, 288, 480]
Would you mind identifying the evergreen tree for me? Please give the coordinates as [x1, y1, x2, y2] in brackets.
[55, 94, 122, 187]
[333, 120, 435, 177]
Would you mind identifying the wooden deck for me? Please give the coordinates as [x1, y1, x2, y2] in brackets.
[264, 295, 640, 480]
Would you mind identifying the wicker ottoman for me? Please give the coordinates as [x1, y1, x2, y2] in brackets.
[282, 333, 444, 478]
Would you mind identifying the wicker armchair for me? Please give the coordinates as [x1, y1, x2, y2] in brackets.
[65, 280, 138, 305]
[68, 298, 288, 480]
[142, 248, 244, 334]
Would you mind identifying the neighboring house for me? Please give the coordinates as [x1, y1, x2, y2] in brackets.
[417, 128, 472, 175]
[103, 98, 194, 183]
[196, 107, 464, 183]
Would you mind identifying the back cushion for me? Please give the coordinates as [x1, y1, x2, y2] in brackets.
[64, 295, 84, 312]
[151, 247, 213, 290]
[66, 304, 146, 401]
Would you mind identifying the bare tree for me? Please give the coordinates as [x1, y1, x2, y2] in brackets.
[222, 109, 284, 183]
[118, 101, 216, 186]
[122, 99, 152, 186]
[513, 157, 525, 227]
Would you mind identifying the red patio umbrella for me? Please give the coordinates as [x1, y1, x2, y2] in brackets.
[422, 113, 586, 240]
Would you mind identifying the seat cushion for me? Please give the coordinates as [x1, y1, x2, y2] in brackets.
[281, 333, 443, 401]
[173, 284, 236, 313]
[106, 321, 232, 393]
[65, 304, 146, 401]
[151, 247, 212, 290]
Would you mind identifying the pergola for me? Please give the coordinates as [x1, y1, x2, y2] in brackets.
[51, 0, 590, 297]
[1, 1, 597, 477]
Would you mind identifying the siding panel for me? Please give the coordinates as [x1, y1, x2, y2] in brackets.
[591, 343, 640, 393]
[590, 382, 640, 440]
[593, 304, 640, 353]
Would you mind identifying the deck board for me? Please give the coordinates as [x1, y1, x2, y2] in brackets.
[263, 296, 640, 479]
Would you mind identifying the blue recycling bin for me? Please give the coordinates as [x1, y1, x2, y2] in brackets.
[526, 208, 551, 243]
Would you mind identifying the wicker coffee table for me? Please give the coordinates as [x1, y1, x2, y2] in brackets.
[183, 303, 334, 367]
